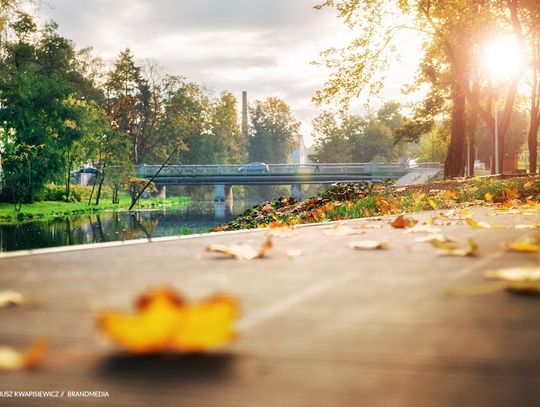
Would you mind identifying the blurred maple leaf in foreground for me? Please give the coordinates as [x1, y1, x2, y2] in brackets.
[98, 289, 239, 354]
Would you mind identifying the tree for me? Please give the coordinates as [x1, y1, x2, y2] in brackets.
[208, 92, 246, 164]
[417, 121, 450, 163]
[0, 13, 87, 204]
[248, 97, 300, 164]
[105, 48, 143, 164]
[310, 111, 352, 163]
[351, 119, 395, 162]
[156, 76, 208, 164]
[313, 1, 524, 178]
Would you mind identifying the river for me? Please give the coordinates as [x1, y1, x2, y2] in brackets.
[0, 201, 257, 253]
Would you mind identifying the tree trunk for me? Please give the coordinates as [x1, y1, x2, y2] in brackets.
[497, 79, 519, 173]
[65, 151, 72, 202]
[95, 173, 105, 205]
[444, 79, 466, 178]
[529, 68, 539, 174]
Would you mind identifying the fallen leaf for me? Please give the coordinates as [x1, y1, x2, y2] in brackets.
[98, 289, 239, 354]
[443, 190, 458, 201]
[484, 266, 540, 295]
[415, 234, 456, 243]
[485, 193, 493, 202]
[505, 237, 540, 253]
[206, 238, 273, 260]
[428, 198, 438, 210]
[485, 266, 540, 282]
[430, 238, 478, 256]
[503, 187, 520, 201]
[349, 240, 388, 250]
[404, 224, 442, 234]
[438, 209, 472, 220]
[466, 218, 492, 229]
[390, 215, 417, 229]
[323, 224, 365, 236]
[0, 339, 48, 371]
[0, 291, 24, 308]
[261, 204, 273, 212]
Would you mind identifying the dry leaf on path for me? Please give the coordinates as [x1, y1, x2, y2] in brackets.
[206, 238, 273, 260]
[404, 225, 442, 234]
[0, 339, 48, 371]
[505, 237, 540, 253]
[438, 209, 473, 220]
[0, 291, 24, 308]
[349, 240, 388, 250]
[98, 288, 239, 354]
[324, 224, 365, 236]
[415, 234, 456, 243]
[466, 218, 493, 229]
[485, 266, 540, 282]
[390, 215, 417, 229]
[484, 266, 540, 295]
[430, 238, 478, 256]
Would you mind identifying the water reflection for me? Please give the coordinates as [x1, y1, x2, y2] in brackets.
[0, 201, 254, 253]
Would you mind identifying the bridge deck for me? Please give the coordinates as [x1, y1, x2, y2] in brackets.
[0, 206, 539, 406]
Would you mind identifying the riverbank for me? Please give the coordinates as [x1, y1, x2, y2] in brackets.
[0, 196, 190, 224]
[213, 176, 540, 231]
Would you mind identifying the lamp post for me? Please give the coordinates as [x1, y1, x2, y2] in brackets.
[494, 101, 499, 174]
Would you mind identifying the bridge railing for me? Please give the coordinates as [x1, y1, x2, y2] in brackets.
[138, 162, 442, 178]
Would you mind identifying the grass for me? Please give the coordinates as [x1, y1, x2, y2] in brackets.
[0, 195, 190, 224]
[212, 176, 540, 232]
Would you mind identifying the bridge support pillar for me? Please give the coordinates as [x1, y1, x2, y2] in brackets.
[215, 185, 234, 219]
[156, 186, 167, 199]
[291, 184, 302, 200]
[214, 185, 233, 203]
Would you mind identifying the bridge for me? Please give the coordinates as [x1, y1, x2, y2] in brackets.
[138, 163, 442, 202]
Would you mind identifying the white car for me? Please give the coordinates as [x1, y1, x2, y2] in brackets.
[238, 162, 270, 174]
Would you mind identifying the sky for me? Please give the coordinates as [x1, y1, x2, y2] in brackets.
[37, 0, 423, 146]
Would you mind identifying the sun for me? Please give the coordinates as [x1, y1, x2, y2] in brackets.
[482, 36, 525, 82]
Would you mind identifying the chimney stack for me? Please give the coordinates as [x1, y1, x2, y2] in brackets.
[242, 91, 248, 139]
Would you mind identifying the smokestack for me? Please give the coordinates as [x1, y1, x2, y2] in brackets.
[242, 91, 248, 139]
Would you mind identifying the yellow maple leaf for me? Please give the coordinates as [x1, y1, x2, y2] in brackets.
[484, 193, 494, 202]
[98, 289, 239, 354]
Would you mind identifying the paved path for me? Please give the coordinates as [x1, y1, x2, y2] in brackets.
[1, 206, 540, 406]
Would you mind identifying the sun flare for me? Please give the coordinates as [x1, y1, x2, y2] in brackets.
[482, 36, 525, 82]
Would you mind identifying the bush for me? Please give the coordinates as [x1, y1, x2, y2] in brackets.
[34, 184, 66, 202]
[34, 184, 113, 203]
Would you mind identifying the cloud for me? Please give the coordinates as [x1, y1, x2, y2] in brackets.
[39, 0, 422, 145]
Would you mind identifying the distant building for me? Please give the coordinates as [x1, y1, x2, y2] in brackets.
[290, 134, 306, 164]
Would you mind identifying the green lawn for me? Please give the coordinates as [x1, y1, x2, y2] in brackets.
[0, 196, 190, 224]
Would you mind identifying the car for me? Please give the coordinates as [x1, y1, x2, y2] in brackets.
[238, 162, 270, 174]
